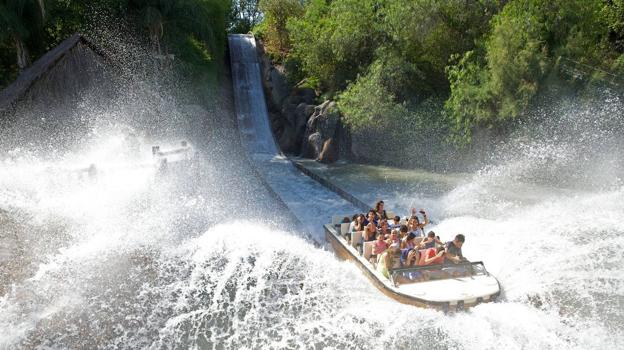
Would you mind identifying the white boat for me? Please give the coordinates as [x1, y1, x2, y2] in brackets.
[325, 222, 501, 312]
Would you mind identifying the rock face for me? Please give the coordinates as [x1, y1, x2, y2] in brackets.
[301, 100, 347, 163]
[256, 40, 349, 162]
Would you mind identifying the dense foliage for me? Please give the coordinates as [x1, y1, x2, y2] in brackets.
[256, 0, 624, 146]
[0, 0, 230, 90]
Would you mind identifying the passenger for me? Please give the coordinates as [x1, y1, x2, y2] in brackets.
[401, 232, 417, 250]
[378, 219, 390, 236]
[400, 248, 420, 267]
[399, 224, 408, 239]
[445, 234, 468, 264]
[374, 200, 388, 220]
[389, 215, 401, 229]
[372, 232, 388, 263]
[350, 214, 365, 233]
[377, 243, 400, 279]
[363, 210, 378, 227]
[387, 229, 400, 245]
[418, 246, 445, 266]
[362, 221, 377, 242]
[419, 231, 443, 249]
[407, 214, 428, 237]
[346, 214, 359, 242]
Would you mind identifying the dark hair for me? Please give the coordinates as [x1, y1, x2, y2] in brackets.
[455, 234, 465, 243]
[427, 231, 435, 238]
[342, 216, 350, 223]
[368, 209, 376, 216]
[407, 232, 416, 240]
[375, 200, 384, 212]
[393, 215, 400, 221]
[400, 224, 408, 233]
[352, 214, 359, 221]
[437, 246, 446, 253]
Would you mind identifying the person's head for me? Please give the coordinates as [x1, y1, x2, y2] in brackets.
[393, 215, 400, 223]
[406, 232, 416, 242]
[454, 234, 465, 247]
[400, 224, 408, 234]
[367, 210, 376, 220]
[342, 216, 350, 223]
[380, 219, 388, 229]
[436, 245, 446, 254]
[427, 231, 435, 238]
[377, 232, 384, 241]
[357, 214, 365, 222]
[407, 249, 420, 265]
[375, 200, 385, 212]
[352, 214, 359, 222]
[408, 216, 420, 227]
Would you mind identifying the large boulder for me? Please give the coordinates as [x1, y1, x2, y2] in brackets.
[318, 138, 338, 163]
[267, 66, 290, 107]
[303, 132, 323, 158]
[301, 100, 344, 162]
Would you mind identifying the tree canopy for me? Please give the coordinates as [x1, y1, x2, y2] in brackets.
[255, 0, 624, 146]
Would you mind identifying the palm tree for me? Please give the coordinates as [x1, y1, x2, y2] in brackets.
[0, 0, 46, 70]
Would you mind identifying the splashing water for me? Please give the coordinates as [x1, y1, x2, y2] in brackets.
[2, 36, 623, 350]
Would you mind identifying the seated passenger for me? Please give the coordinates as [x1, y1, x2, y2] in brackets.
[377, 243, 400, 279]
[362, 221, 377, 242]
[378, 219, 390, 236]
[407, 216, 426, 237]
[400, 248, 420, 267]
[389, 215, 401, 229]
[419, 231, 443, 249]
[374, 200, 388, 220]
[445, 234, 468, 264]
[418, 246, 445, 266]
[399, 224, 408, 239]
[372, 232, 388, 263]
[407, 208, 429, 236]
[401, 232, 417, 250]
[363, 210, 378, 227]
[346, 214, 359, 242]
[387, 229, 400, 245]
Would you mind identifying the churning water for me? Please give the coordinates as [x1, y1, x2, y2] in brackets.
[1, 37, 623, 349]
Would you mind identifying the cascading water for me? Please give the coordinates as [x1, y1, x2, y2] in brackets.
[1, 33, 623, 350]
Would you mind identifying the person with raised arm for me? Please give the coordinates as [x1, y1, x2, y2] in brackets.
[406, 208, 429, 236]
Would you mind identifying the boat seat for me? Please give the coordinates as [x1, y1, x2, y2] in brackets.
[351, 231, 362, 249]
[340, 223, 350, 235]
[363, 241, 374, 260]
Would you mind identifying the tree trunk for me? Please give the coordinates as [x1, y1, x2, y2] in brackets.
[14, 35, 30, 71]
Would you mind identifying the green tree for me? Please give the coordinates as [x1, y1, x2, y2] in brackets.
[229, 0, 262, 33]
[257, 0, 303, 59]
[446, 0, 611, 144]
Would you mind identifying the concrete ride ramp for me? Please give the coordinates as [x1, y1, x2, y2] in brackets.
[228, 34, 359, 239]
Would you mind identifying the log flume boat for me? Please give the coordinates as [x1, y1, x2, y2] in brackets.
[325, 222, 501, 312]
